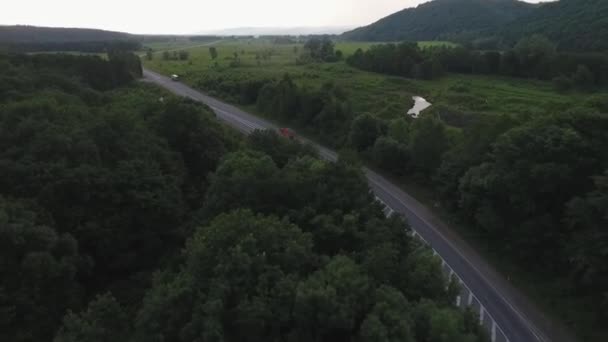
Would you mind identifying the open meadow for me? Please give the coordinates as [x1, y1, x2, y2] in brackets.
[143, 38, 603, 127]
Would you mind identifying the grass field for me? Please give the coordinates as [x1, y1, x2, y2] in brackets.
[143, 38, 601, 125]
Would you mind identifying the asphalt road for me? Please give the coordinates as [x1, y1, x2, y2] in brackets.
[143, 68, 567, 342]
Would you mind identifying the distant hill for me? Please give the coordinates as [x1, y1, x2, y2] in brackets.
[342, 0, 536, 42]
[198, 26, 353, 36]
[0, 25, 134, 43]
[503, 0, 608, 51]
[0, 25, 142, 53]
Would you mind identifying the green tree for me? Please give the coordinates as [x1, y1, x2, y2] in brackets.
[372, 137, 410, 175]
[247, 129, 317, 167]
[294, 255, 370, 340]
[0, 197, 87, 342]
[135, 210, 314, 342]
[203, 151, 282, 217]
[514, 34, 556, 78]
[178, 50, 189, 60]
[458, 119, 599, 264]
[566, 171, 608, 315]
[209, 46, 218, 60]
[54, 294, 129, 342]
[349, 113, 386, 151]
[358, 286, 415, 342]
[388, 118, 411, 144]
[553, 75, 573, 92]
[572, 64, 594, 88]
[409, 115, 448, 176]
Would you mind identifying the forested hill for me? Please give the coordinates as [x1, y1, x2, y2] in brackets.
[0, 25, 141, 52]
[0, 25, 133, 43]
[502, 0, 608, 51]
[342, 0, 535, 42]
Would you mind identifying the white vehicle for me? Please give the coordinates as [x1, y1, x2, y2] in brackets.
[171, 74, 180, 81]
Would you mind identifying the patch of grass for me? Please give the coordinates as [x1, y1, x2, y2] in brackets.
[335, 41, 378, 56]
[143, 38, 605, 124]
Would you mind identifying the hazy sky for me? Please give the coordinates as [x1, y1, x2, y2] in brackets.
[2, 0, 550, 34]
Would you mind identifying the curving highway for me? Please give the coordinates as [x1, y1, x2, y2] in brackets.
[143, 68, 570, 342]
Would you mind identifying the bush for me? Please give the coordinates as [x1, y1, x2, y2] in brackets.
[553, 75, 573, 92]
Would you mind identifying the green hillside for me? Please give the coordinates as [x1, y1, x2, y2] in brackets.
[342, 0, 535, 42]
[0, 25, 134, 43]
[503, 0, 608, 51]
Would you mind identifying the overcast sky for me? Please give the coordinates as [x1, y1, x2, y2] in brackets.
[2, 0, 550, 34]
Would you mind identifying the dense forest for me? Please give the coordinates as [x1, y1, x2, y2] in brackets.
[502, 0, 608, 51]
[343, 0, 608, 52]
[0, 25, 134, 43]
[342, 0, 535, 44]
[0, 25, 222, 52]
[0, 53, 488, 341]
[0, 26, 141, 52]
[346, 37, 608, 88]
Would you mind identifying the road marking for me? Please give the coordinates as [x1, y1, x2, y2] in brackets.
[492, 322, 498, 342]
[456, 295, 461, 307]
[468, 292, 474, 306]
[480, 307, 486, 323]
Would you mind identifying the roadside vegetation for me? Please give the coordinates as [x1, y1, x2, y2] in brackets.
[144, 37, 608, 341]
[1, 52, 489, 342]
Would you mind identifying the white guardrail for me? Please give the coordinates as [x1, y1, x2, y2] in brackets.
[375, 196, 509, 342]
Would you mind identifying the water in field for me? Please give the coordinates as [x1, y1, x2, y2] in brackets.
[407, 96, 432, 118]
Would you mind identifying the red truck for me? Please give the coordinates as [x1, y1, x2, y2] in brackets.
[279, 127, 296, 140]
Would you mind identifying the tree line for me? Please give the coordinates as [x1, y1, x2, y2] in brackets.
[347, 36, 608, 88]
[1, 40, 142, 53]
[1, 53, 488, 342]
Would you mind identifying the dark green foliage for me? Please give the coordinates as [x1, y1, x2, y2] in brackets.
[459, 117, 604, 260]
[371, 137, 410, 175]
[349, 113, 386, 151]
[178, 50, 189, 60]
[299, 37, 338, 63]
[0, 25, 133, 43]
[257, 77, 353, 146]
[3, 53, 485, 342]
[565, 171, 608, 319]
[0, 197, 87, 342]
[0, 54, 234, 340]
[573, 64, 594, 88]
[409, 115, 449, 175]
[54, 294, 129, 342]
[209, 46, 218, 60]
[0, 25, 141, 52]
[346, 37, 608, 86]
[247, 129, 318, 167]
[5, 53, 142, 90]
[134, 151, 476, 341]
[503, 0, 608, 52]
[553, 75, 573, 92]
[342, 0, 535, 42]
[346, 42, 442, 80]
[343, 0, 608, 53]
